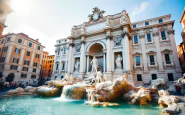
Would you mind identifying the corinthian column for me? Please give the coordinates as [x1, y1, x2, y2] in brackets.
[139, 31, 148, 72]
[106, 35, 112, 72]
[122, 29, 131, 72]
[68, 43, 74, 73]
[80, 39, 86, 75]
[152, 28, 164, 71]
[167, 26, 181, 72]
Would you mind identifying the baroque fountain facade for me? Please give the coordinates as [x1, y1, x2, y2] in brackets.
[1, 8, 184, 115]
[52, 7, 181, 85]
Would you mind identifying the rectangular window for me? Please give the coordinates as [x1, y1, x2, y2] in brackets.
[58, 49, 60, 55]
[137, 74, 142, 81]
[149, 55, 155, 65]
[14, 48, 21, 54]
[26, 51, 30, 56]
[24, 60, 30, 65]
[12, 58, 19, 64]
[32, 68, 36, 72]
[145, 22, 149, 26]
[10, 65, 18, 70]
[20, 73, 27, 78]
[18, 38, 22, 44]
[35, 54, 39, 58]
[168, 73, 174, 81]
[158, 19, 163, 23]
[151, 74, 157, 80]
[63, 48, 66, 54]
[29, 42, 32, 47]
[147, 33, 152, 42]
[37, 46, 40, 50]
[1, 39, 4, 43]
[0, 57, 5, 62]
[31, 75, 36, 79]
[56, 63, 59, 70]
[62, 63, 65, 70]
[161, 31, 166, 40]
[136, 56, 140, 66]
[22, 67, 29, 71]
[3, 47, 8, 52]
[165, 54, 171, 64]
[133, 24, 136, 28]
[33, 62, 38, 67]
[134, 35, 138, 44]
[35, 54, 40, 58]
[7, 37, 11, 41]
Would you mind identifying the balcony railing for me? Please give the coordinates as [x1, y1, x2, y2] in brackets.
[163, 61, 174, 68]
[134, 63, 143, 69]
[147, 62, 158, 69]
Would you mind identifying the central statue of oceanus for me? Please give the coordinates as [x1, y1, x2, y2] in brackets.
[91, 56, 99, 73]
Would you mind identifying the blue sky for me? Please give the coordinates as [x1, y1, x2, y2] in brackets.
[3, 0, 185, 55]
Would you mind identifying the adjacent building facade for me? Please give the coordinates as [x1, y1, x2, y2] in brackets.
[177, 7, 185, 74]
[52, 7, 181, 84]
[0, 33, 45, 84]
[40, 51, 54, 78]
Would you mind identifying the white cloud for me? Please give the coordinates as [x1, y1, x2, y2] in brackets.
[131, 2, 150, 21]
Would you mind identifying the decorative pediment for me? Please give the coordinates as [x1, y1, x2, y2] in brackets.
[144, 30, 152, 34]
[158, 27, 166, 31]
[146, 51, 157, 54]
[161, 49, 172, 53]
[88, 7, 105, 23]
[132, 52, 142, 56]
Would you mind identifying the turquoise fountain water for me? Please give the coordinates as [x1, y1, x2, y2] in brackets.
[0, 95, 162, 115]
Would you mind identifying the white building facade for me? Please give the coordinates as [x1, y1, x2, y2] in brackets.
[52, 8, 182, 84]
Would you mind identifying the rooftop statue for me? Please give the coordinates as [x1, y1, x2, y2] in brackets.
[88, 7, 105, 23]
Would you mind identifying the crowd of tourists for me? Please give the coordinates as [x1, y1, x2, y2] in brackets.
[0, 79, 34, 92]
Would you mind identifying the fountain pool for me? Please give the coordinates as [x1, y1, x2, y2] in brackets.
[0, 96, 162, 115]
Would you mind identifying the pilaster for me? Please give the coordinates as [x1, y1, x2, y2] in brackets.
[152, 27, 164, 72]
[139, 31, 148, 73]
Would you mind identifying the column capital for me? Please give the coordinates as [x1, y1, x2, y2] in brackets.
[80, 40, 86, 44]
[121, 31, 129, 38]
[152, 31, 159, 37]
[167, 29, 175, 35]
[105, 35, 113, 40]
[69, 43, 75, 47]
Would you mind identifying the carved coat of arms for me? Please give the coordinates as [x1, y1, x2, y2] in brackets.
[88, 7, 105, 23]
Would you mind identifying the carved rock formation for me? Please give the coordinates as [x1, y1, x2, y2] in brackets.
[123, 87, 152, 105]
[86, 77, 132, 102]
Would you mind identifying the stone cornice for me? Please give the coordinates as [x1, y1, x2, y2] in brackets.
[167, 29, 175, 35]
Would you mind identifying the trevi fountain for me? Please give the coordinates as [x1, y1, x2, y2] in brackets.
[0, 56, 185, 115]
[0, 8, 185, 115]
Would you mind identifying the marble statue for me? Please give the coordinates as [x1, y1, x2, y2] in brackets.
[91, 56, 99, 73]
[105, 16, 112, 27]
[120, 10, 128, 24]
[74, 59, 80, 72]
[115, 55, 122, 69]
[81, 23, 86, 34]
[96, 71, 103, 83]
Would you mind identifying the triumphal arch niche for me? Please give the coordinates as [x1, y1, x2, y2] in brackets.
[67, 7, 133, 81]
